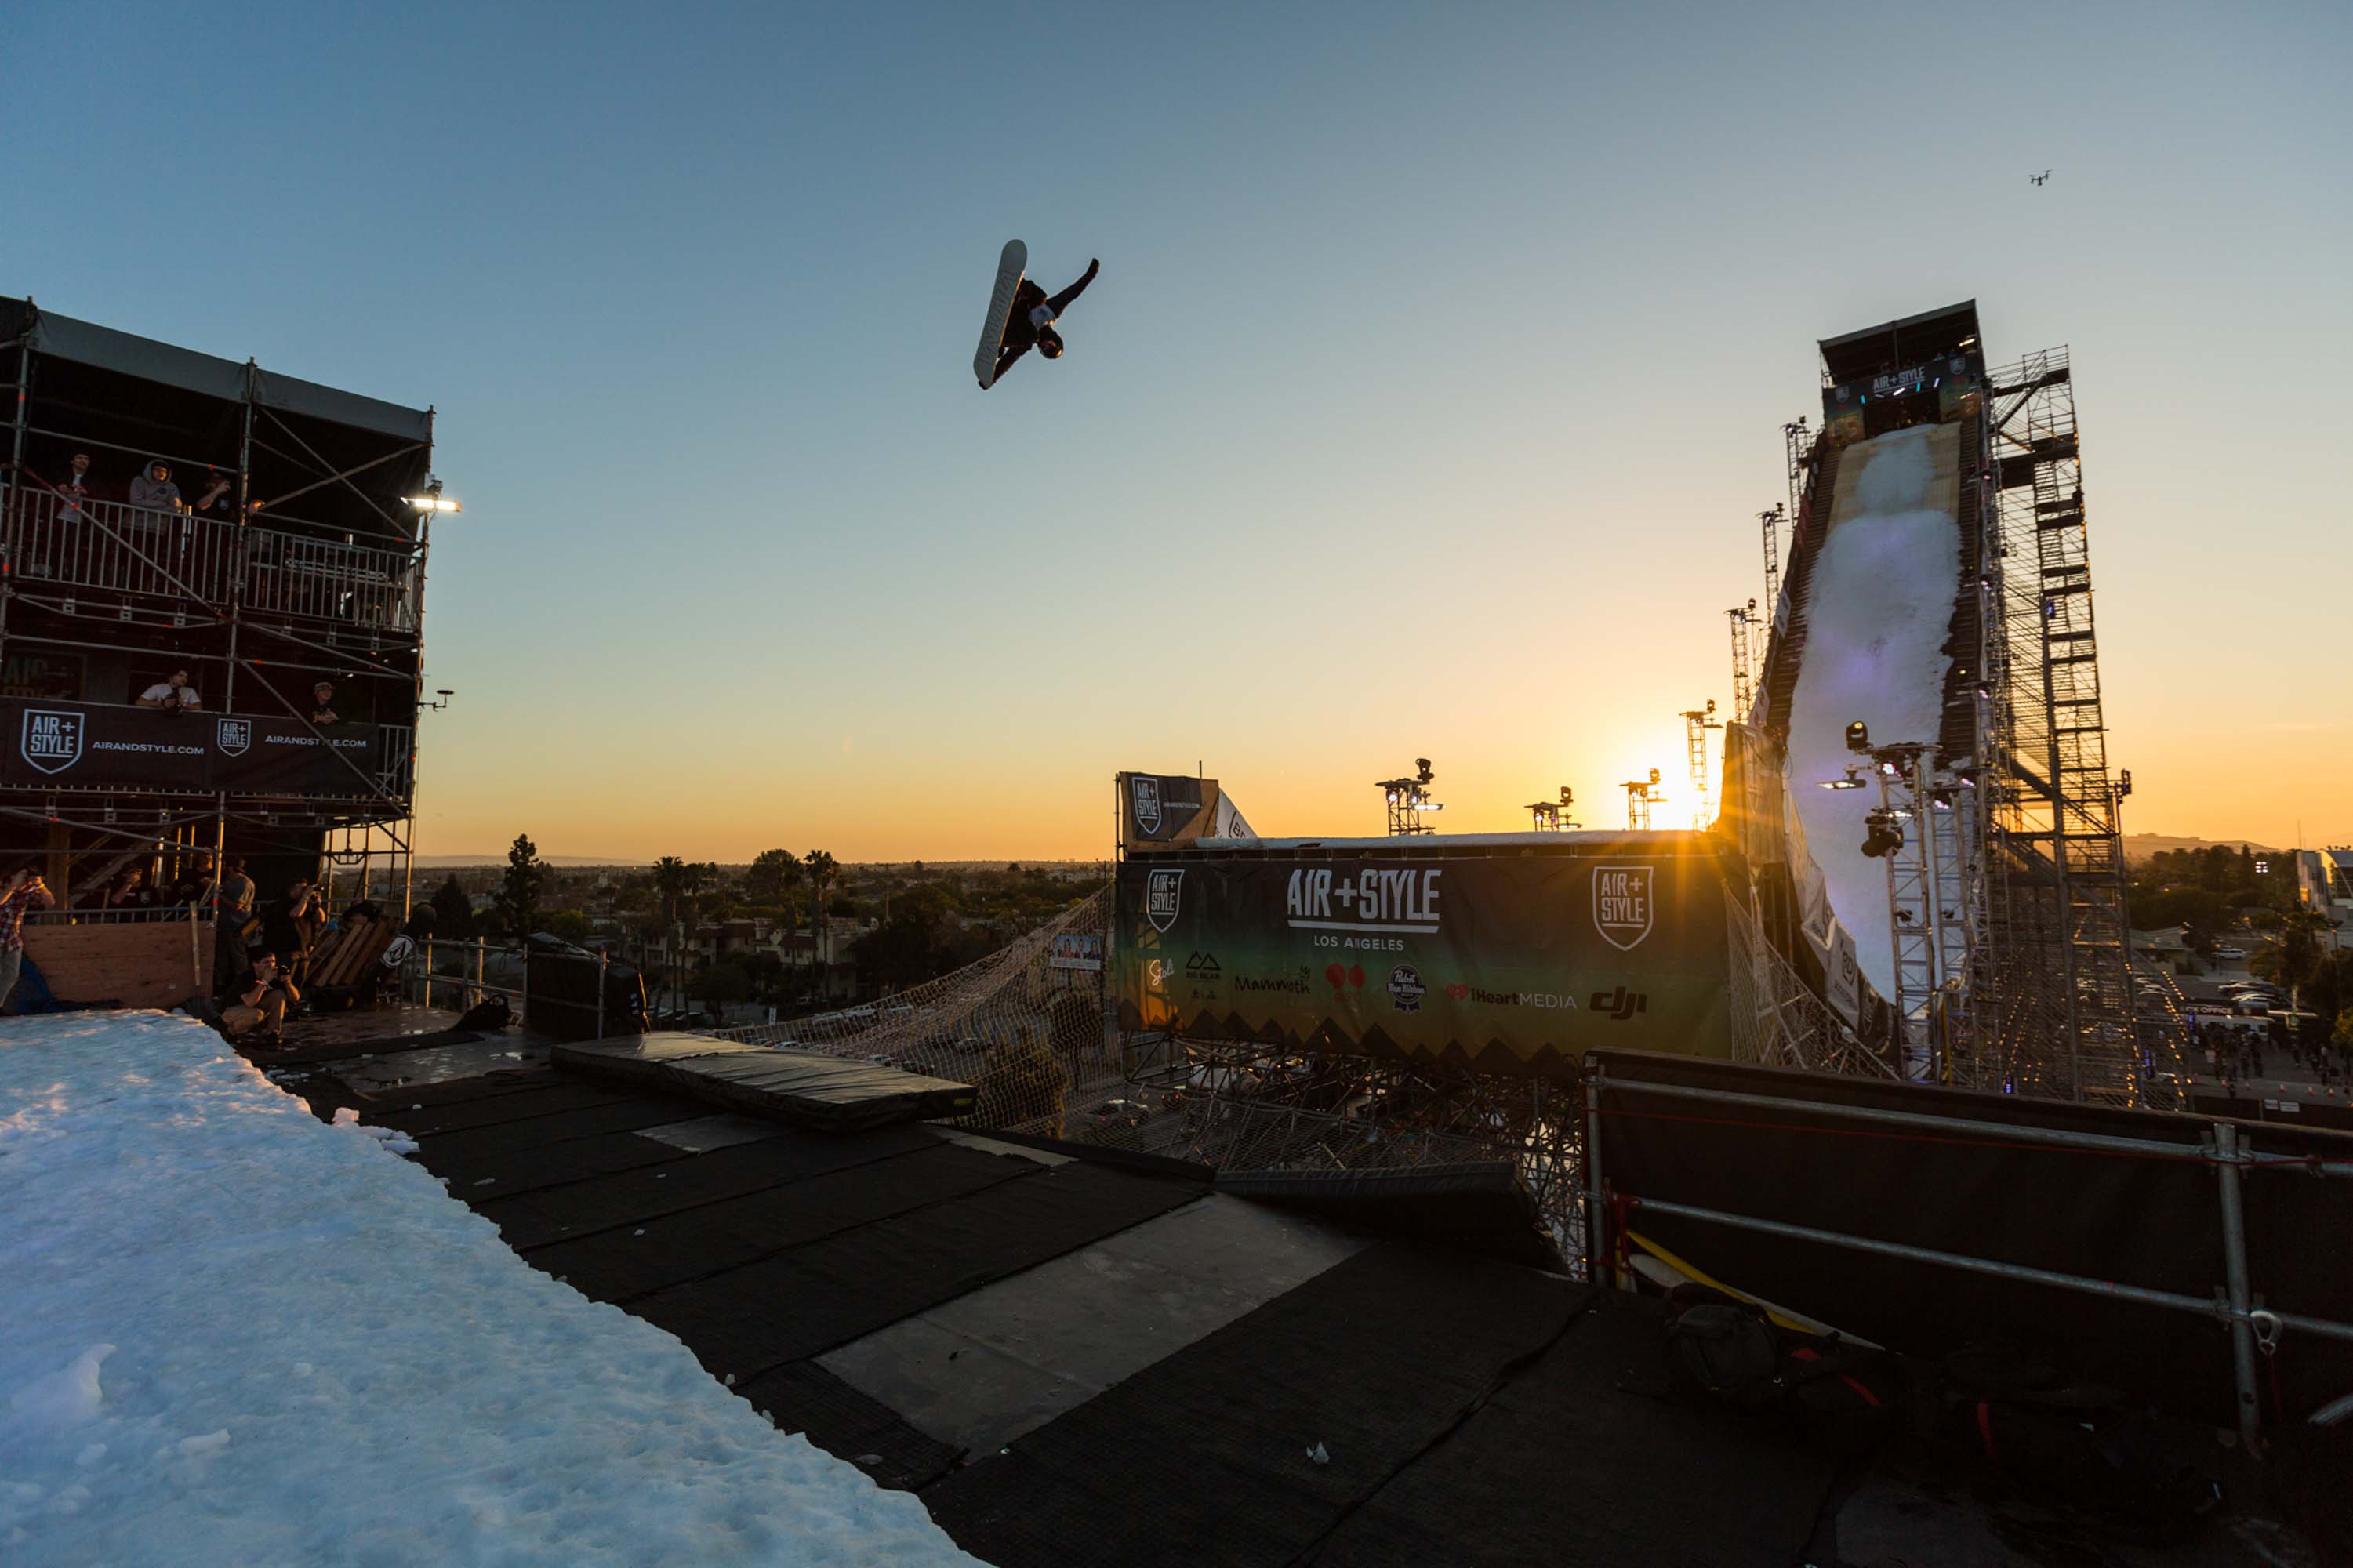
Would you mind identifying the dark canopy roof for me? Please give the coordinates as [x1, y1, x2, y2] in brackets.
[1, 296, 431, 444]
[1818, 299, 1982, 387]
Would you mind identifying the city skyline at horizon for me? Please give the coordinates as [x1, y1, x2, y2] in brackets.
[10, 2, 2348, 862]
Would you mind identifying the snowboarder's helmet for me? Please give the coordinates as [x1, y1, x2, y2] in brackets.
[1037, 328, 1065, 360]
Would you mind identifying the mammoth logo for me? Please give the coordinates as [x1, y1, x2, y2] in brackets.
[1145, 868, 1185, 934]
[20, 709, 83, 775]
[1592, 865, 1654, 951]
[215, 717, 252, 758]
[1131, 775, 1163, 837]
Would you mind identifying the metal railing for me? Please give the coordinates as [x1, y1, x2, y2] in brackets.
[3, 488, 420, 632]
[1582, 1064, 2353, 1450]
[405, 937, 615, 1039]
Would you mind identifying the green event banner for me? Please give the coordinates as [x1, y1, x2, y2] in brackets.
[1114, 844, 1732, 1077]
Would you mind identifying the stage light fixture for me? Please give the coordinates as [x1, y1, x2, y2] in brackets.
[1845, 720, 1870, 753]
[406, 495, 462, 513]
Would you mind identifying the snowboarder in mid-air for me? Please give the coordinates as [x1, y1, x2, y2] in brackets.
[975, 241, 1098, 389]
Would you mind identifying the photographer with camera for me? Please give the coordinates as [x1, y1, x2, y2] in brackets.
[220, 951, 300, 1045]
[136, 667, 204, 712]
[0, 857, 58, 1013]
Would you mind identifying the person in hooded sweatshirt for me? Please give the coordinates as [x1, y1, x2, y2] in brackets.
[128, 460, 183, 515]
[989, 258, 1101, 387]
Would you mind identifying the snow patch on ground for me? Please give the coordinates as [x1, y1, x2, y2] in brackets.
[0, 1011, 976, 1566]
[1785, 424, 1961, 1002]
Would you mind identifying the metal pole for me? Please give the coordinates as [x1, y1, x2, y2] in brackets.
[596, 951, 608, 1040]
[1583, 1062, 1610, 1287]
[2215, 1123, 2264, 1450]
[1623, 1193, 2353, 1344]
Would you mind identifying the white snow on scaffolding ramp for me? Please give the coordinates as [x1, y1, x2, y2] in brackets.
[0, 1012, 978, 1567]
[1784, 423, 1962, 1004]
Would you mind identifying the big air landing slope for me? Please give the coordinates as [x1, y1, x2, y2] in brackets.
[1734, 303, 2139, 1099]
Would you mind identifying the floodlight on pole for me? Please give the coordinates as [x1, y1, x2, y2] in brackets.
[406, 475, 462, 513]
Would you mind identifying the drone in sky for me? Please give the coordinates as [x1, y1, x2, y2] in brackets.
[2030, 169, 2052, 186]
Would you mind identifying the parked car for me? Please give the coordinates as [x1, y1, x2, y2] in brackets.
[2212, 946, 2249, 960]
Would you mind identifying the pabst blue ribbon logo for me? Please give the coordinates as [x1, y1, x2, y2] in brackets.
[1131, 775, 1163, 836]
[1386, 964, 1426, 1014]
[1145, 868, 1185, 934]
[1592, 865, 1654, 951]
[215, 717, 252, 757]
[20, 709, 84, 775]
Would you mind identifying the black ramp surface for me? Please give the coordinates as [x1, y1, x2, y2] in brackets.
[368, 1080, 637, 1137]
[472, 1122, 938, 1250]
[920, 1243, 1585, 1568]
[524, 1143, 1037, 1302]
[738, 1360, 964, 1493]
[634, 1161, 1207, 1382]
[1307, 1292, 1836, 1567]
[411, 1121, 703, 1197]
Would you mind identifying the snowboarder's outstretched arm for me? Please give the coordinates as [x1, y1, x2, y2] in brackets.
[1044, 258, 1099, 318]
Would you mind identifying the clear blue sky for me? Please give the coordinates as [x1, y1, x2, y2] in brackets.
[11, 2, 2349, 857]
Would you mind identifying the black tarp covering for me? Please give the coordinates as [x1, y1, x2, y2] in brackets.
[1215, 1163, 1566, 1274]
[1585, 1049, 2353, 1427]
[1305, 1293, 1836, 1568]
[630, 1161, 1206, 1381]
[921, 1243, 1592, 1567]
[554, 1033, 977, 1131]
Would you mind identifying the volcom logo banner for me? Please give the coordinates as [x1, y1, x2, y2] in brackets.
[1146, 869, 1185, 934]
[215, 717, 252, 757]
[1131, 775, 1163, 835]
[1592, 865, 1654, 951]
[21, 709, 83, 775]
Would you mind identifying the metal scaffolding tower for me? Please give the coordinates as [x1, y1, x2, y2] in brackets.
[1621, 770, 1662, 831]
[1971, 347, 2137, 1103]
[1727, 602, 1758, 723]
[1681, 702, 1722, 829]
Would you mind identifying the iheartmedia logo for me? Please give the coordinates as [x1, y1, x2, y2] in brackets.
[1443, 983, 1578, 1011]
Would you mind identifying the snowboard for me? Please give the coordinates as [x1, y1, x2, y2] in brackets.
[974, 238, 1027, 389]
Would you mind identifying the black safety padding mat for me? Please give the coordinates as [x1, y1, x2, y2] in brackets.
[561, 1034, 977, 1131]
[920, 1243, 1585, 1568]
[1306, 1294, 1835, 1568]
[525, 1143, 1037, 1303]
[414, 1123, 699, 1199]
[366, 1080, 638, 1137]
[474, 1123, 940, 1250]
[634, 1162, 1208, 1382]
[737, 1360, 964, 1492]
[405, 1098, 708, 1166]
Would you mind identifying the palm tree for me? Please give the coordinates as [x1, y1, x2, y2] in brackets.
[803, 848, 839, 981]
[652, 856, 689, 1011]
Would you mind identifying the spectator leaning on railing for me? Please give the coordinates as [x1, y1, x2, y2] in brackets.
[0, 858, 58, 1014]
[127, 459, 183, 514]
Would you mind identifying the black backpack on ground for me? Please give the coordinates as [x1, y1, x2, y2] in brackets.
[1664, 1287, 1899, 1454]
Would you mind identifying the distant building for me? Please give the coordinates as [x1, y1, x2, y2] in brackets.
[2295, 849, 2353, 950]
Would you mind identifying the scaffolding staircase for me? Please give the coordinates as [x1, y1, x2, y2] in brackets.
[1974, 349, 2137, 1103]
